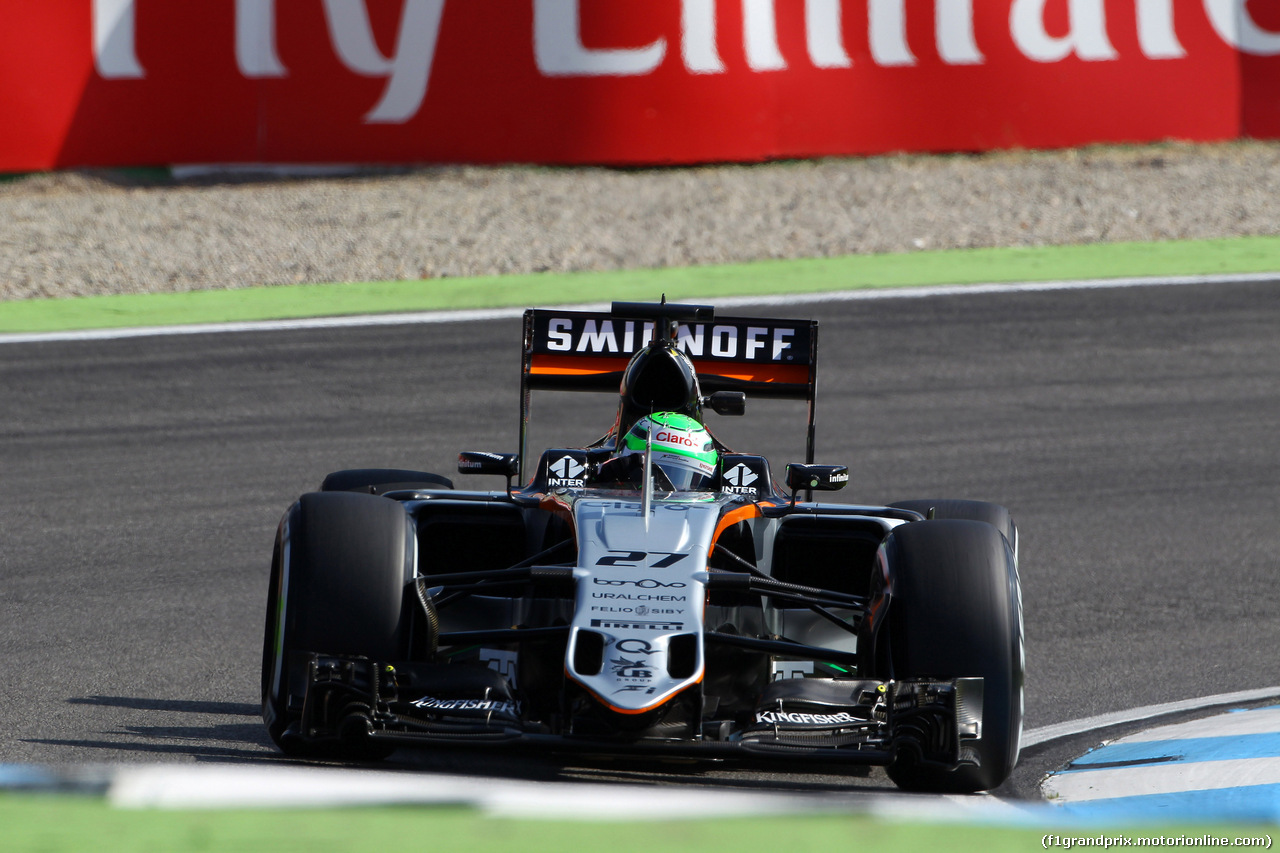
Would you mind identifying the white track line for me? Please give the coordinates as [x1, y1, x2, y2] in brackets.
[0, 306, 535, 345]
[106, 761, 1043, 822]
[1023, 686, 1280, 748]
[1121, 706, 1280, 742]
[109, 763, 851, 817]
[1, 271, 1274, 346]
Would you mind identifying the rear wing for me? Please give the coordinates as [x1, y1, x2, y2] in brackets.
[520, 307, 819, 480]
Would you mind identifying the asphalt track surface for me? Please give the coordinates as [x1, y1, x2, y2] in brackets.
[2, 280, 1278, 796]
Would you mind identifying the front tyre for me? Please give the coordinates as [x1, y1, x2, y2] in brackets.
[878, 519, 1024, 793]
[261, 491, 416, 758]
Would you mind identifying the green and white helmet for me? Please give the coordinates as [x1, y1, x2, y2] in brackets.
[619, 412, 718, 491]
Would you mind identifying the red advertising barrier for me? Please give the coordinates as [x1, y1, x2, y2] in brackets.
[1, 1, 1277, 171]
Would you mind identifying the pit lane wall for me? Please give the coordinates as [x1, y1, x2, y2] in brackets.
[3, 1, 1280, 171]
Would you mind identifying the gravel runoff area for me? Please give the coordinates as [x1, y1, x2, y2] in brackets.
[2, 141, 1280, 302]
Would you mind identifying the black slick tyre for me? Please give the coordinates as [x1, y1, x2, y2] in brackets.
[878, 519, 1024, 793]
[261, 491, 416, 759]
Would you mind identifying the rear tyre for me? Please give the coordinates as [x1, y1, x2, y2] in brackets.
[878, 519, 1024, 793]
[261, 491, 416, 759]
[321, 468, 454, 494]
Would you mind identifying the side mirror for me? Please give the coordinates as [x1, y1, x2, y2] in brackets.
[703, 391, 746, 416]
[458, 452, 520, 489]
[784, 463, 849, 495]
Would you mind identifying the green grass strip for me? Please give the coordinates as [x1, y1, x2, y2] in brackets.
[2, 795, 1265, 853]
[2, 235, 1278, 334]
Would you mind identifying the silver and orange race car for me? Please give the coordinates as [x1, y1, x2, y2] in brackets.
[261, 299, 1023, 792]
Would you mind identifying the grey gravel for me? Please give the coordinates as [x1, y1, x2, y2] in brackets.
[2, 141, 1279, 302]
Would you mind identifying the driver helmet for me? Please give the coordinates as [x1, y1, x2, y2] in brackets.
[618, 412, 718, 491]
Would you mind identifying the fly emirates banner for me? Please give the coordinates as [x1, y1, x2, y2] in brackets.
[2, 1, 1278, 170]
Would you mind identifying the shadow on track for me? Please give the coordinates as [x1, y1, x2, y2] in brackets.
[66, 696, 258, 717]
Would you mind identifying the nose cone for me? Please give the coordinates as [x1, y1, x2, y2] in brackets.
[618, 343, 703, 432]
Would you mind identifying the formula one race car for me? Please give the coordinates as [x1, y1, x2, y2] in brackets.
[261, 300, 1024, 793]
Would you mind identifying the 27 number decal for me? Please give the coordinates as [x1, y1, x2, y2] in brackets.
[595, 550, 688, 569]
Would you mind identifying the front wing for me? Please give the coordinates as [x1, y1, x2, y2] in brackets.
[281, 653, 985, 769]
